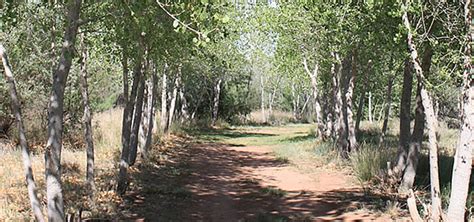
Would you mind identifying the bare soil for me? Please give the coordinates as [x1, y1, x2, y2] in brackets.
[120, 126, 403, 222]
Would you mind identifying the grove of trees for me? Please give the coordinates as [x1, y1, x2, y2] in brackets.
[0, 0, 472, 221]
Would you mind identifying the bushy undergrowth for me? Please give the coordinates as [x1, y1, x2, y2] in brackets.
[349, 144, 394, 183]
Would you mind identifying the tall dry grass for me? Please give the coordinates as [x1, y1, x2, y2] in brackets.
[0, 108, 127, 220]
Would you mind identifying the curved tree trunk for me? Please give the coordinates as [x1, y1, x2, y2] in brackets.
[44, 0, 82, 220]
[447, 0, 473, 220]
[0, 45, 45, 222]
[402, 5, 442, 220]
[79, 33, 94, 191]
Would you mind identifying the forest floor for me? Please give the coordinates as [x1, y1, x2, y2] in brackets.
[120, 124, 404, 221]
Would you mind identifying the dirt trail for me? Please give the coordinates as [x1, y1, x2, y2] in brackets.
[122, 125, 396, 221]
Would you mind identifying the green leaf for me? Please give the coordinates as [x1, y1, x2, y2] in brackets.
[222, 15, 230, 24]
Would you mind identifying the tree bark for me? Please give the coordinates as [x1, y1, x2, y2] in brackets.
[402, 5, 442, 220]
[447, 0, 473, 220]
[168, 66, 181, 129]
[355, 60, 371, 135]
[395, 59, 413, 172]
[368, 91, 373, 123]
[122, 48, 129, 104]
[117, 61, 142, 195]
[260, 75, 266, 123]
[399, 44, 432, 192]
[211, 78, 223, 126]
[179, 72, 189, 123]
[79, 33, 94, 191]
[379, 74, 394, 146]
[129, 72, 146, 166]
[333, 52, 349, 157]
[142, 64, 158, 159]
[160, 63, 168, 133]
[303, 57, 325, 138]
[346, 49, 358, 151]
[0, 45, 45, 222]
[44, 0, 81, 220]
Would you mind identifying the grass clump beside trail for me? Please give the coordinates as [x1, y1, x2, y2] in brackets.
[349, 144, 393, 183]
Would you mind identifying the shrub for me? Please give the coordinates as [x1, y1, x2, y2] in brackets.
[349, 144, 393, 183]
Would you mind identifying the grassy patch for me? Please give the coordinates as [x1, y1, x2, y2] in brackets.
[349, 144, 394, 183]
[259, 187, 287, 198]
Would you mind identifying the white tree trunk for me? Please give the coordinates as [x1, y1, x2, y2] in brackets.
[168, 72, 180, 129]
[402, 5, 442, 220]
[0, 45, 45, 222]
[332, 52, 348, 157]
[211, 78, 223, 126]
[142, 64, 158, 159]
[355, 60, 371, 134]
[160, 63, 168, 133]
[303, 57, 324, 138]
[447, 0, 473, 220]
[368, 91, 373, 123]
[45, 1, 81, 220]
[79, 33, 94, 191]
[260, 75, 266, 123]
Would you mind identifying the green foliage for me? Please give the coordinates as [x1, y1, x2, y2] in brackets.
[349, 144, 393, 183]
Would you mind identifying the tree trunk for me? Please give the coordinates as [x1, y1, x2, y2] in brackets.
[129, 72, 146, 166]
[79, 33, 94, 191]
[168, 67, 180, 129]
[0, 45, 45, 222]
[355, 60, 371, 135]
[402, 5, 442, 220]
[447, 0, 473, 220]
[142, 63, 158, 159]
[303, 57, 325, 138]
[399, 44, 432, 192]
[368, 91, 373, 123]
[346, 49, 358, 151]
[44, 0, 81, 220]
[179, 73, 189, 123]
[160, 63, 168, 133]
[379, 74, 394, 146]
[117, 61, 142, 195]
[395, 59, 413, 172]
[211, 78, 222, 126]
[260, 75, 266, 123]
[333, 52, 349, 157]
[122, 48, 129, 103]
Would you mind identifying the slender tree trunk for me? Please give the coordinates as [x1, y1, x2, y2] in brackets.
[368, 91, 373, 123]
[333, 52, 348, 157]
[44, 1, 81, 220]
[0, 45, 45, 222]
[346, 49, 358, 151]
[379, 74, 394, 146]
[355, 60, 371, 135]
[168, 66, 181, 129]
[260, 75, 266, 123]
[447, 0, 473, 220]
[303, 57, 325, 138]
[79, 33, 94, 191]
[117, 61, 142, 195]
[160, 63, 168, 133]
[122, 48, 129, 103]
[129, 72, 146, 166]
[211, 78, 222, 126]
[402, 5, 442, 220]
[179, 73, 189, 123]
[395, 59, 413, 172]
[142, 64, 158, 159]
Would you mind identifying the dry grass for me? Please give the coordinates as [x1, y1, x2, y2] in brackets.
[0, 108, 129, 220]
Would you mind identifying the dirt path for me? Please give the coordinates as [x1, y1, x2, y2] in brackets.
[122, 125, 394, 221]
